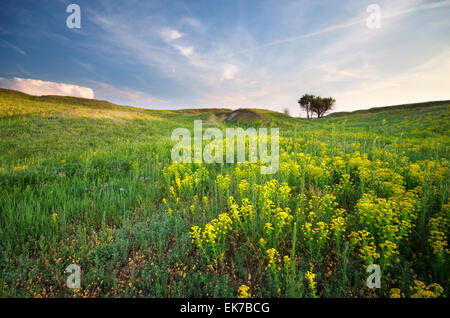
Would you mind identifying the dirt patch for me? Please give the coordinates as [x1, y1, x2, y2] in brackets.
[218, 109, 262, 123]
[113, 250, 147, 295]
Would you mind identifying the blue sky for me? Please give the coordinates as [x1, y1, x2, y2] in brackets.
[0, 0, 449, 115]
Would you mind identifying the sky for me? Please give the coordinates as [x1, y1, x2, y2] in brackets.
[0, 0, 449, 116]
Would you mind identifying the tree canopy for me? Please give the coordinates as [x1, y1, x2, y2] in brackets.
[298, 94, 335, 118]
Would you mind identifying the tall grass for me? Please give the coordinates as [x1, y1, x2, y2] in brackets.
[0, 90, 448, 297]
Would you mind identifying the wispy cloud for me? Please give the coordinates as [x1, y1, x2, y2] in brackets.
[333, 48, 450, 110]
[2, 0, 448, 113]
[160, 28, 184, 42]
[0, 77, 94, 98]
[233, 0, 450, 56]
[221, 64, 239, 81]
[173, 44, 194, 57]
[0, 39, 26, 55]
[88, 6, 243, 91]
[383, 0, 450, 19]
[87, 81, 168, 108]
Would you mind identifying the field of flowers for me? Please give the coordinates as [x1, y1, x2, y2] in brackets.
[0, 89, 448, 298]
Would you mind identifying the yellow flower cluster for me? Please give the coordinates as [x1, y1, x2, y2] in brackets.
[264, 222, 274, 232]
[379, 240, 399, 266]
[359, 166, 405, 197]
[216, 174, 231, 194]
[283, 255, 291, 270]
[330, 214, 346, 247]
[305, 270, 316, 289]
[237, 284, 251, 298]
[305, 269, 318, 297]
[421, 159, 449, 183]
[259, 238, 267, 250]
[307, 194, 340, 220]
[13, 165, 28, 171]
[51, 213, 59, 224]
[428, 215, 449, 260]
[206, 213, 233, 242]
[266, 248, 281, 272]
[238, 179, 250, 195]
[233, 162, 260, 180]
[349, 230, 380, 265]
[348, 151, 371, 175]
[302, 221, 329, 247]
[202, 196, 209, 208]
[190, 226, 202, 248]
[408, 163, 423, 185]
[305, 164, 326, 185]
[190, 213, 233, 259]
[228, 197, 254, 228]
[389, 288, 403, 298]
[274, 208, 293, 229]
[279, 159, 302, 181]
[264, 207, 293, 242]
[410, 280, 444, 298]
[258, 179, 291, 207]
[180, 124, 448, 297]
[301, 208, 330, 256]
[163, 163, 209, 197]
[354, 191, 419, 266]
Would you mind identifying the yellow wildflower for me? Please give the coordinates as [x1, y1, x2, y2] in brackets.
[13, 165, 28, 171]
[410, 280, 444, 298]
[389, 288, 403, 298]
[237, 284, 251, 298]
[51, 213, 59, 224]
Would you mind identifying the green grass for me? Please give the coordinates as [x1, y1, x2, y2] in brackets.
[0, 88, 448, 298]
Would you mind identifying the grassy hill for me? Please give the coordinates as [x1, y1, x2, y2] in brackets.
[0, 88, 449, 298]
[327, 100, 450, 118]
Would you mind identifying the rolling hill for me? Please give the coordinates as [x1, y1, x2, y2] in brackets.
[0, 87, 449, 298]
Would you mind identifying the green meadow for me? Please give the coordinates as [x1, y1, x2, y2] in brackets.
[0, 88, 448, 298]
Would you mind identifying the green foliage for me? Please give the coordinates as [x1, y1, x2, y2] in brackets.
[0, 89, 449, 298]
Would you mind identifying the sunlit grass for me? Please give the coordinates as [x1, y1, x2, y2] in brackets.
[0, 89, 448, 298]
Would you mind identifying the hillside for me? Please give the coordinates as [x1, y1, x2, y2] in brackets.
[0, 88, 285, 119]
[0, 87, 449, 163]
[2, 87, 448, 123]
[0, 87, 449, 298]
[327, 100, 450, 118]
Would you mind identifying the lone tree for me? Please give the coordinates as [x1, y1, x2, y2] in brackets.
[317, 97, 336, 118]
[298, 94, 315, 120]
[298, 94, 335, 118]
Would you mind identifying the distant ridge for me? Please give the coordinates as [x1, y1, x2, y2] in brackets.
[0, 87, 118, 110]
[326, 100, 450, 118]
[1, 87, 448, 121]
[0, 88, 288, 123]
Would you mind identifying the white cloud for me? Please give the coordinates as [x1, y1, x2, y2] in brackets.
[160, 28, 184, 42]
[0, 77, 94, 99]
[0, 77, 170, 109]
[85, 1, 449, 114]
[210, 0, 450, 116]
[221, 64, 239, 81]
[173, 45, 194, 57]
